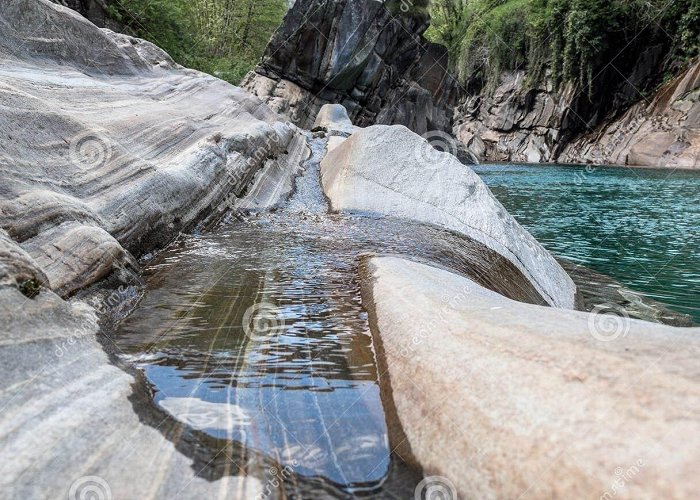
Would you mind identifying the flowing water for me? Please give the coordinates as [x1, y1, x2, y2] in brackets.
[474, 163, 700, 323]
[112, 137, 543, 497]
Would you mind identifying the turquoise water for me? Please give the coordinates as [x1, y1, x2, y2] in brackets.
[474, 163, 700, 323]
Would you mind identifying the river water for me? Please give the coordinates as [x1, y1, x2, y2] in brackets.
[473, 163, 700, 323]
[111, 141, 699, 497]
[112, 136, 542, 497]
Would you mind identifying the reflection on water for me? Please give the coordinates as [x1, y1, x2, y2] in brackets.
[114, 136, 544, 496]
[474, 163, 700, 323]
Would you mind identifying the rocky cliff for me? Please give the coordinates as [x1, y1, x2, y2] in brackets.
[242, 0, 459, 135]
[454, 58, 700, 168]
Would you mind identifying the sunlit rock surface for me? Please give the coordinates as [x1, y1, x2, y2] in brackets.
[320, 124, 578, 308]
[0, 0, 295, 497]
[0, 0, 295, 297]
[361, 256, 700, 499]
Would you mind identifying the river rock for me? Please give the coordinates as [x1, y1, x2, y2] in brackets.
[361, 255, 700, 499]
[561, 59, 700, 168]
[0, 0, 295, 298]
[320, 125, 578, 309]
[0, 1, 296, 497]
[312, 104, 358, 136]
[453, 52, 700, 168]
[242, 0, 459, 135]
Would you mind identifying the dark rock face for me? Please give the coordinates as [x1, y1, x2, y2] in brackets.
[243, 0, 459, 135]
[453, 45, 700, 168]
[48, 0, 125, 32]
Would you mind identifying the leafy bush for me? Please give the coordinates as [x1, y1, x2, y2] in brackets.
[111, 0, 287, 84]
[427, 0, 700, 94]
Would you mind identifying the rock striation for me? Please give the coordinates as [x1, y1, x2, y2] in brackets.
[361, 256, 700, 500]
[0, 0, 295, 297]
[561, 60, 700, 168]
[0, 0, 295, 497]
[320, 124, 578, 309]
[242, 0, 459, 135]
[454, 58, 700, 168]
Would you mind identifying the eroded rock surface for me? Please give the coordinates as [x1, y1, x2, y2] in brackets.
[0, 1, 296, 497]
[454, 58, 700, 168]
[320, 125, 578, 308]
[242, 0, 458, 135]
[0, 0, 295, 298]
[361, 256, 700, 499]
[562, 60, 700, 168]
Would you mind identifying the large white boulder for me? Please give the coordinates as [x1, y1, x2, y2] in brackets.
[361, 256, 700, 499]
[0, 0, 295, 297]
[321, 124, 577, 308]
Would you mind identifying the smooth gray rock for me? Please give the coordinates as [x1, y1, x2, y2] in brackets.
[320, 125, 578, 309]
[0, 286, 264, 499]
[361, 256, 700, 499]
[0, 1, 295, 497]
[0, 0, 295, 298]
[312, 104, 358, 135]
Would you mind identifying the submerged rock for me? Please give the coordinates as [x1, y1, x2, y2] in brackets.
[320, 124, 578, 309]
[361, 255, 700, 499]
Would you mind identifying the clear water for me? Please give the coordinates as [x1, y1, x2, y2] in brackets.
[473, 163, 700, 323]
[112, 137, 542, 497]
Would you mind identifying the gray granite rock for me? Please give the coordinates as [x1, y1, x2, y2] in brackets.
[0, 0, 295, 298]
[0, 1, 296, 497]
[320, 125, 578, 309]
[361, 256, 700, 499]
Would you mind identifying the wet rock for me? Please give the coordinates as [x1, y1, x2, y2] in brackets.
[0, 1, 294, 497]
[0, 285, 264, 499]
[320, 125, 578, 309]
[361, 256, 700, 499]
[242, 0, 459, 135]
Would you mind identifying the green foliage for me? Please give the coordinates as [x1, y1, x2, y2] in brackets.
[112, 0, 287, 84]
[427, 0, 700, 95]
